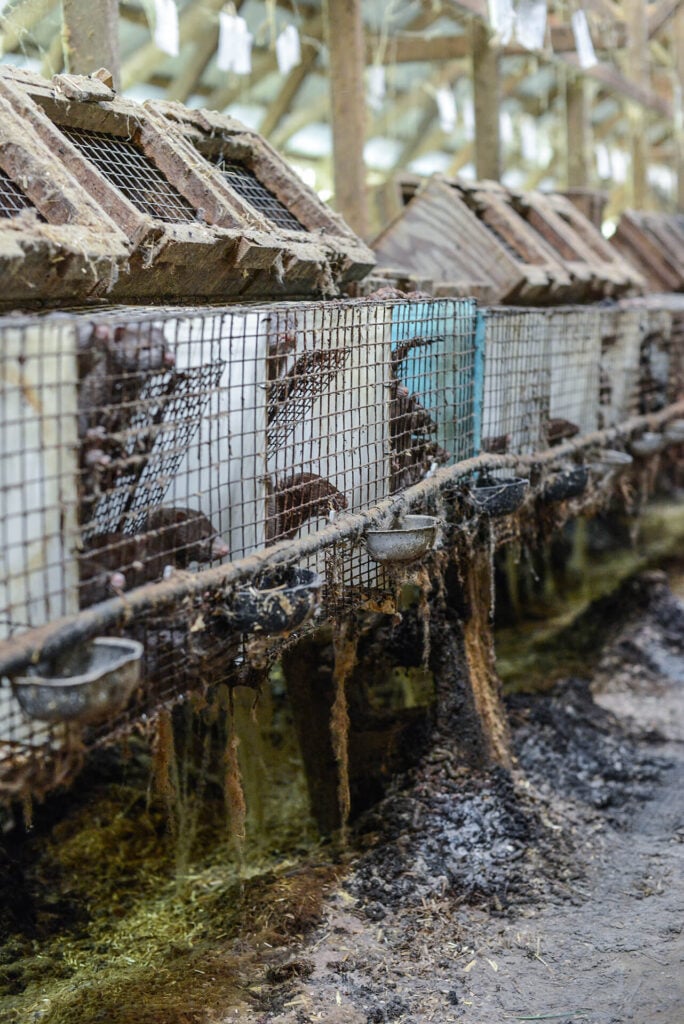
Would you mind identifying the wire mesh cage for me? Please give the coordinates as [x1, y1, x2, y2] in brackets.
[480, 308, 551, 458]
[598, 306, 643, 428]
[545, 307, 602, 441]
[0, 296, 481, 801]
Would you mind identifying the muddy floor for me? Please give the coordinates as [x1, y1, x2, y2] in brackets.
[1, 569, 683, 1024]
[233, 570, 684, 1024]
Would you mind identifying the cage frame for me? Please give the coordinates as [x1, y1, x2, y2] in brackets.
[145, 100, 376, 293]
[0, 76, 130, 306]
[1, 66, 372, 302]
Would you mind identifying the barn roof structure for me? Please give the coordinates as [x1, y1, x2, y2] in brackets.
[0, 0, 683, 242]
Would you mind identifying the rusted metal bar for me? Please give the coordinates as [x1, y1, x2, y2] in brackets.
[1, 400, 683, 681]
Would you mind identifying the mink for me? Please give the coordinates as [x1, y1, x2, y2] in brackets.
[78, 506, 228, 607]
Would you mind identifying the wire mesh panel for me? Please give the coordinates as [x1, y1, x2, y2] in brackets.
[212, 157, 307, 233]
[60, 127, 200, 224]
[0, 166, 37, 218]
[598, 306, 643, 428]
[545, 307, 601, 440]
[0, 298, 482, 800]
[481, 308, 550, 458]
[0, 320, 80, 639]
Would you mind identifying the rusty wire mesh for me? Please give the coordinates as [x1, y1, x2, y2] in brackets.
[481, 308, 550, 458]
[60, 127, 200, 223]
[0, 297, 480, 799]
[212, 157, 306, 232]
[0, 166, 37, 218]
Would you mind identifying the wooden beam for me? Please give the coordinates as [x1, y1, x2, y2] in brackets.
[364, 23, 626, 65]
[648, 0, 684, 38]
[566, 72, 590, 188]
[0, 0, 58, 55]
[260, 45, 318, 139]
[165, 28, 220, 103]
[40, 25, 64, 77]
[323, 0, 368, 236]
[625, 0, 650, 207]
[471, 19, 500, 181]
[62, 0, 120, 88]
[121, 0, 225, 91]
[271, 93, 328, 150]
[675, 4, 684, 207]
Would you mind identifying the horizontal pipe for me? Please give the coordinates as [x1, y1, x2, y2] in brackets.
[1, 400, 683, 679]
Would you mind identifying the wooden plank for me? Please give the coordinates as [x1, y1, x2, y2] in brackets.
[371, 178, 524, 303]
[545, 192, 646, 291]
[626, 0, 650, 208]
[471, 19, 500, 182]
[62, 0, 120, 87]
[566, 73, 589, 189]
[459, 185, 575, 301]
[612, 213, 684, 291]
[324, 0, 367, 237]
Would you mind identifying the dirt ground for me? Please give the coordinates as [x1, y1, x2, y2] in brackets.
[2, 569, 683, 1024]
[231, 571, 684, 1024]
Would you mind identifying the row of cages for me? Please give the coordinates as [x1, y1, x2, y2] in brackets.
[1, 293, 683, 799]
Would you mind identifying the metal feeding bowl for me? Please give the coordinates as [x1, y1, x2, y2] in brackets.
[226, 566, 323, 636]
[364, 515, 439, 565]
[588, 449, 633, 477]
[471, 477, 529, 518]
[630, 432, 665, 458]
[664, 419, 684, 444]
[11, 637, 143, 726]
[542, 465, 589, 503]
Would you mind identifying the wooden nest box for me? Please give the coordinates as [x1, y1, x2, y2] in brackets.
[0, 66, 374, 307]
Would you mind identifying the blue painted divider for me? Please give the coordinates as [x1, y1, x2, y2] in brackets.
[390, 298, 482, 465]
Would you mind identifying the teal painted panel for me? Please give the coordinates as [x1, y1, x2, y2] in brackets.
[390, 298, 481, 466]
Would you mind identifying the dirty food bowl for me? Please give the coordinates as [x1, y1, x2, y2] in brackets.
[227, 567, 323, 635]
[630, 432, 665, 458]
[589, 449, 633, 476]
[11, 637, 143, 725]
[471, 477, 529, 518]
[664, 419, 684, 444]
[542, 465, 589, 503]
[365, 515, 438, 564]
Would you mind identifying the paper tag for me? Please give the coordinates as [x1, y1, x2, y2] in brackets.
[153, 0, 179, 57]
[488, 0, 515, 44]
[218, 12, 253, 74]
[571, 9, 597, 69]
[367, 64, 386, 112]
[276, 24, 301, 75]
[515, 0, 547, 50]
[436, 87, 457, 133]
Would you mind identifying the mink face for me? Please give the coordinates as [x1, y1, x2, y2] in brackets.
[78, 507, 228, 607]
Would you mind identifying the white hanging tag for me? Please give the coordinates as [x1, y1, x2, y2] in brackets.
[276, 24, 301, 75]
[367, 65, 386, 112]
[571, 9, 597, 69]
[153, 0, 179, 57]
[436, 87, 457, 133]
[218, 12, 253, 74]
[515, 0, 547, 50]
[488, 0, 515, 45]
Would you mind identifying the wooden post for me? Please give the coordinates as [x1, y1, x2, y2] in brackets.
[625, 0, 649, 208]
[323, 0, 368, 237]
[471, 18, 501, 181]
[676, 5, 684, 209]
[566, 71, 589, 188]
[62, 0, 121, 89]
